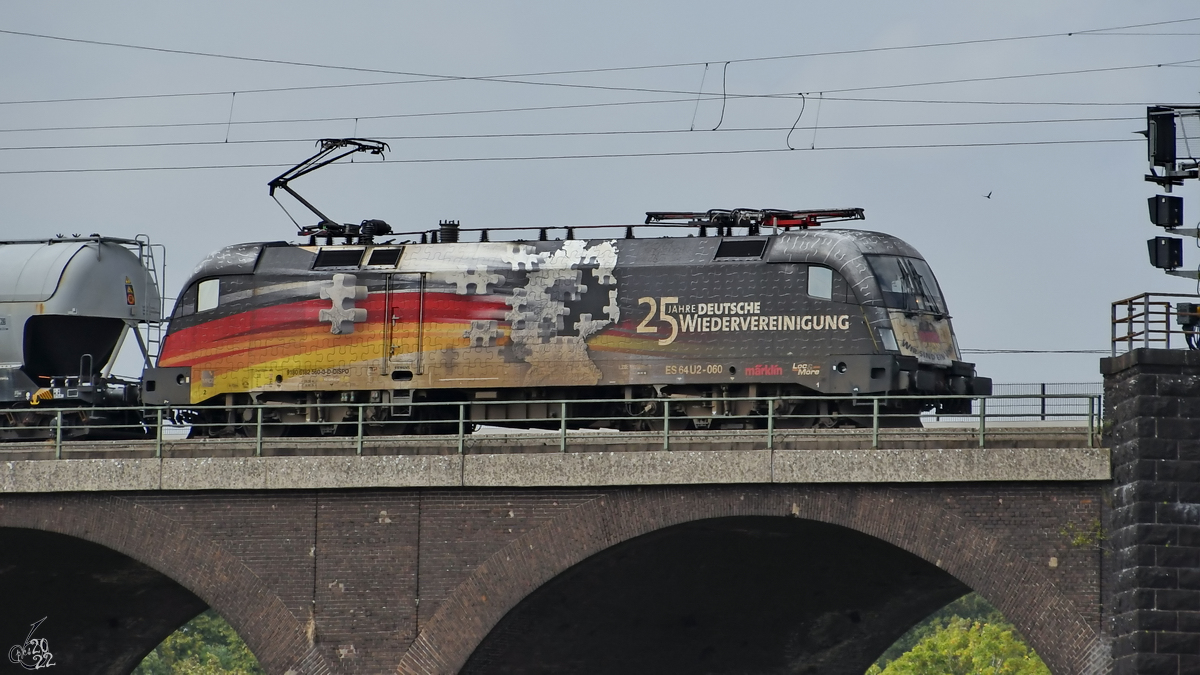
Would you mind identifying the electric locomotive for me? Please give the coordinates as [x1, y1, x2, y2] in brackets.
[143, 210, 990, 434]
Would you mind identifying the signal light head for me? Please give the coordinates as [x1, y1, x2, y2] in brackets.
[1148, 106, 1177, 167]
[1148, 236, 1184, 270]
[1149, 195, 1184, 228]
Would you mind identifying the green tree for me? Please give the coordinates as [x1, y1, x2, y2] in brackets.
[133, 610, 263, 675]
[866, 618, 1049, 675]
[873, 593, 1006, 667]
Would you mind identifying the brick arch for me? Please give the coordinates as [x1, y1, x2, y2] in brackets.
[0, 494, 333, 675]
[397, 486, 1105, 675]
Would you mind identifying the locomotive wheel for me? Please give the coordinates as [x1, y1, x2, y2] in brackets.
[814, 400, 839, 428]
[260, 423, 290, 438]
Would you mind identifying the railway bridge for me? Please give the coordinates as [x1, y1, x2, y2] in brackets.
[0, 350, 1195, 675]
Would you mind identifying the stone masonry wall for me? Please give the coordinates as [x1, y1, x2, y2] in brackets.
[1103, 349, 1200, 675]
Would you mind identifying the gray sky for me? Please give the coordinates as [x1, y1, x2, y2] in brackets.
[2, 1, 1198, 382]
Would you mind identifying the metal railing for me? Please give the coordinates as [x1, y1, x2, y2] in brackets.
[3, 391, 1103, 460]
[959, 383, 1102, 422]
[1111, 292, 1200, 355]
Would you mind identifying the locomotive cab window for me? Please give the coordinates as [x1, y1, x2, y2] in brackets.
[197, 279, 220, 312]
[808, 266, 833, 300]
[174, 283, 198, 317]
[867, 255, 946, 314]
[806, 266, 852, 303]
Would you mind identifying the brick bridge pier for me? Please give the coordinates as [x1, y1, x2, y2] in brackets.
[0, 353, 1193, 675]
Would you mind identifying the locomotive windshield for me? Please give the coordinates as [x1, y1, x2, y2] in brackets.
[866, 255, 946, 314]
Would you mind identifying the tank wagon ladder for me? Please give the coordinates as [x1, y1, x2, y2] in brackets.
[135, 234, 167, 362]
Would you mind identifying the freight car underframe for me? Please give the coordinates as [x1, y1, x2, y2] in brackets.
[0, 374, 150, 441]
[152, 354, 987, 438]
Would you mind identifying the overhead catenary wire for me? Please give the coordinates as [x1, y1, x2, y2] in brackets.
[0, 85, 1172, 136]
[0, 97, 707, 134]
[0, 116, 1144, 152]
[0, 19, 1188, 180]
[804, 58, 1200, 95]
[0, 53, 1189, 139]
[0, 16, 1196, 106]
[0, 51, 1191, 112]
[960, 349, 1109, 354]
[0, 137, 1142, 175]
[817, 95, 1188, 106]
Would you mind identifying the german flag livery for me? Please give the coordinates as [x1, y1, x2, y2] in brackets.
[144, 229, 990, 430]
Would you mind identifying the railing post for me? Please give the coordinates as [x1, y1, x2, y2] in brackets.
[1040, 382, 1046, 421]
[560, 401, 567, 453]
[663, 401, 670, 451]
[766, 398, 775, 451]
[1088, 396, 1095, 448]
[1167, 302, 1172, 350]
[978, 397, 987, 448]
[55, 410, 63, 459]
[355, 404, 363, 456]
[872, 397, 880, 449]
[1127, 299, 1134, 350]
[457, 403, 465, 455]
[1143, 294, 1150, 350]
[1111, 301, 1117, 357]
[256, 406, 263, 457]
[155, 407, 163, 459]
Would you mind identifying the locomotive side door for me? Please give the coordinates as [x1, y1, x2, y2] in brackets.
[385, 272, 425, 375]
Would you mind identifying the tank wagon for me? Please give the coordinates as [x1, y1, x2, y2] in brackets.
[0, 236, 162, 439]
[143, 210, 990, 435]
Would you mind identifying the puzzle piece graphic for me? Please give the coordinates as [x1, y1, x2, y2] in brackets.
[463, 320, 502, 348]
[528, 336, 577, 357]
[491, 240, 622, 377]
[501, 244, 542, 271]
[504, 288, 531, 325]
[318, 273, 368, 335]
[437, 268, 506, 295]
[546, 272, 586, 302]
[536, 311, 569, 337]
[603, 289, 621, 323]
[590, 241, 618, 285]
[574, 313, 609, 340]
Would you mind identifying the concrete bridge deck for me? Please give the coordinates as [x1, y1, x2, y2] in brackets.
[0, 427, 1109, 492]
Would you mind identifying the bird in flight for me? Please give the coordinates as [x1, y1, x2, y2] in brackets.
[984, 192, 992, 199]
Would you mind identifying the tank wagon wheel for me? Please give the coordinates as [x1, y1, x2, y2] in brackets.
[0, 410, 93, 441]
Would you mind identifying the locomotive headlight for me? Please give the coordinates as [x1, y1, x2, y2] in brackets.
[878, 327, 899, 352]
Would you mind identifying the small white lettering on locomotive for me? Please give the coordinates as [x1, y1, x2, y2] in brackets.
[638, 297, 852, 346]
[665, 364, 724, 375]
[792, 363, 821, 376]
